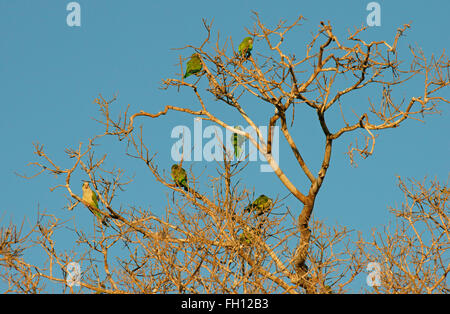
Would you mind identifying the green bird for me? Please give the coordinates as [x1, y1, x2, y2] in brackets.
[171, 164, 188, 191]
[239, 230, 253, 245]
[183, 53, 203, 79]
[82, 182, 109, 226]
[231, 126, 245, 159]
[244, 194, 273, 215]
[238, 37, 253, 59]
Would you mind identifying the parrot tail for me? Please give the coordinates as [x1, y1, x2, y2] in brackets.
[234, 147, 242, 159]
[178, 179, 188, 191]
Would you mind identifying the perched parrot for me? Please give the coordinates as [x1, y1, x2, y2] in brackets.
[183, 53, 203, 79]
[171, 164, 188, 191]
[239, 230, 253, 245]
[244, 194, 273, 215]
[231, 126, 245, 159]
[238, 37, 253, 59]
[82, 182, 109, 226]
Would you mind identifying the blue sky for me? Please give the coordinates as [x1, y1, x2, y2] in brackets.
[0, 0, 449, 292]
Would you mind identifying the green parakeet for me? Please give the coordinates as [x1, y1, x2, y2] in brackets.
[244, 194, 273, 215]
[238, 37, 253, 59]
[239, 230, 253, 245]
[183, 53, 203, 79]
[171, 164, 188, 191]
[231, 126, 245, 159]
[82, 182, 109, 226]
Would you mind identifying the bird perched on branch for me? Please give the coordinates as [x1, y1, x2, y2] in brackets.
[183, 53, 203, 79]
[82, 182, 109, 226]
[171, 164, 188, 191]
[238, 37, 253, 59]
[239, 229, 253, 245]
[244, 194, 273, 215]
[231, 126, 245, 159]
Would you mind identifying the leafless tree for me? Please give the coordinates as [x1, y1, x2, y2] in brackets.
[355, 177, 449, 293]
[1, 13, 448, 294]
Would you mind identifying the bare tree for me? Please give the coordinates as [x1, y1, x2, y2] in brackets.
[1, 13, 448, 294]
[356, 177, 449, 294]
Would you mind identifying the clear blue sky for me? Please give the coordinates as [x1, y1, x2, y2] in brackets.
[0, 0, 449, 292]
